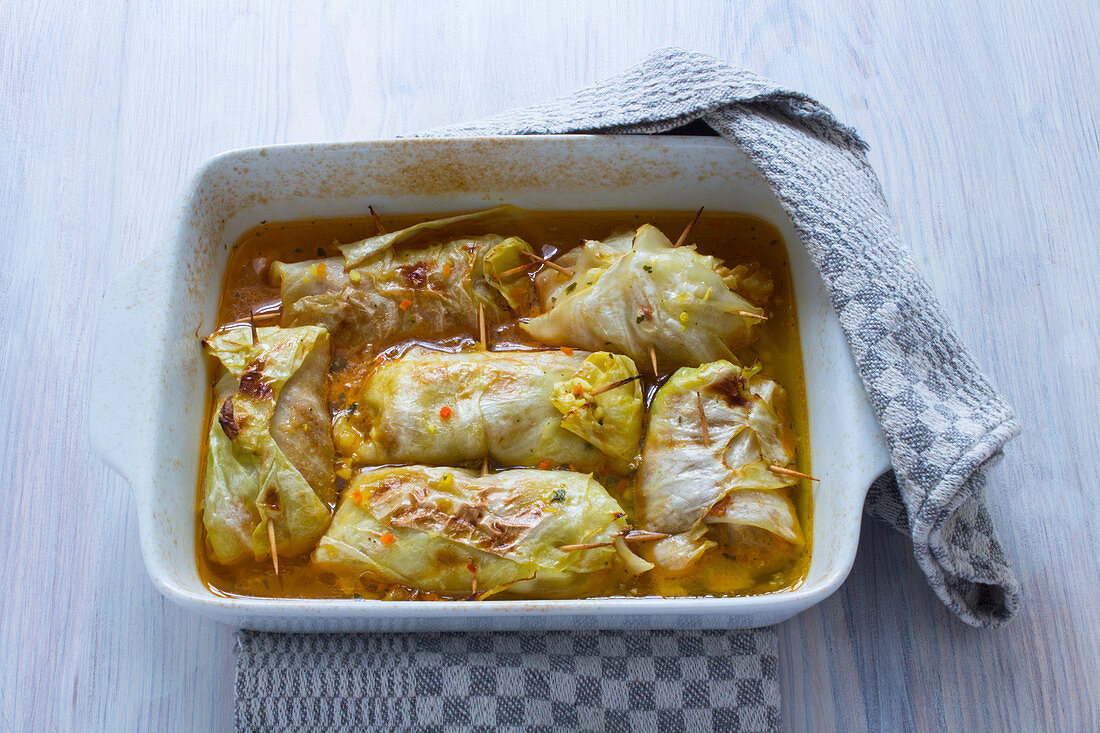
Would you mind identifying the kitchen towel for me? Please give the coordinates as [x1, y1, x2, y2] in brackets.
[236, 629, 779, 731]
[236, 48, 1020, 733]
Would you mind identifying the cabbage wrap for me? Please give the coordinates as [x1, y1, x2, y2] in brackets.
[202, 326, 335, 564]
[313, 466, 629, 595]
[637, 360, 804, 570]
[335, 347, 642, 473]
[272, 207, 535, 348]
[523, 224, 768, 371]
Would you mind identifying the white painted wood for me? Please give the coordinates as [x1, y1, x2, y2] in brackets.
[1, 1, 1097, 729]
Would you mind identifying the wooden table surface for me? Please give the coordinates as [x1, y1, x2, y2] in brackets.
[2, 2, 1098, 730]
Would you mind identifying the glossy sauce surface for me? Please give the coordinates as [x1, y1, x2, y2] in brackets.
[198, 210, 813, 600]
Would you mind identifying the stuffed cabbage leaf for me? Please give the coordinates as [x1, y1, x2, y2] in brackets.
[334, 347, 642, 473]
[272, 207, 535, 348]
[637, 360, 804, 570]
[313, 466, 630, 595]
[523, 224, 768, 371]
[202, 326, 335, 564]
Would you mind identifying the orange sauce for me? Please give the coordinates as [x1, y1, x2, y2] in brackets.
[197, 211, 812, 600]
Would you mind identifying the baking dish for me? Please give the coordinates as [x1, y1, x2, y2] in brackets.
[89, 135, 889, 631]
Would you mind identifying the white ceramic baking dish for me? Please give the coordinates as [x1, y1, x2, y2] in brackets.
[90, 135, 889, 632]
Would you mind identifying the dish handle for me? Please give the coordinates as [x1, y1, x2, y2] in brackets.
[89, 257, 163, 489]
[860, 429, 894, 494]
[842, 360, 895, 499]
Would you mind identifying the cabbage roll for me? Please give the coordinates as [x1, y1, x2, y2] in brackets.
[637, 360, 804, 571]
[335, 347, 642, 473]
[202, 326, 335, 564]
[313, 466, 630, 596]
[272, 207, 536, 348]
[523, 224, 768, 371]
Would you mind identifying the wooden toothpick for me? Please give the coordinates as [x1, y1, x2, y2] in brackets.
[559, 529, 669, 552]
[519, 249, 573, 276]
[267, 519, 280, 575]
[621, 530, 669, 543]
[734, 310, 768, 321]
[369, 205, 386, 234]
[558, 541, 613, 551]
[478, 302, 487, 350]
[649, 346, 659, 377]
[590, 374, 642, 396]
[768, 465, 819, 482]
[674, 206, 705, 247]
[498, 260, 540, 277]
[250, 305, 282, 322]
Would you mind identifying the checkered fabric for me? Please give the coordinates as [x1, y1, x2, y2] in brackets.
[236, 630, 779, 732]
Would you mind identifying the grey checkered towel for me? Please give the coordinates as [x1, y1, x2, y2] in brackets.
[236, 48, 1021, 732]
[236, 630, 779, 732]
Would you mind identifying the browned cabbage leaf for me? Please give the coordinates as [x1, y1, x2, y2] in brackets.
[637, 360, 804, 571]
[271, 207, 535, 348]
[313, 466, 630, 595]
[334, 347, 640, 473]
[202, 326, 334, 564]
[524, 225, 768, 371]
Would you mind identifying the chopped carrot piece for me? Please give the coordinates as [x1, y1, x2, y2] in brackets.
[573, 384, 584, 397]
[560, 346, 574, 356]
[538, 460, 552, 470]
[442, 263, 452, 277]
[399, 299, 412, 311]
[615, 479, 627, 493]
[351, 489, 362, 504]
[380, 532, 396, 546]
[466, 563, 477, 574]
[439, 406, 452, 419]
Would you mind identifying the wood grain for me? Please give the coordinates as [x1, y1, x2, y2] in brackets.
[1, 1, 1097, 730]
